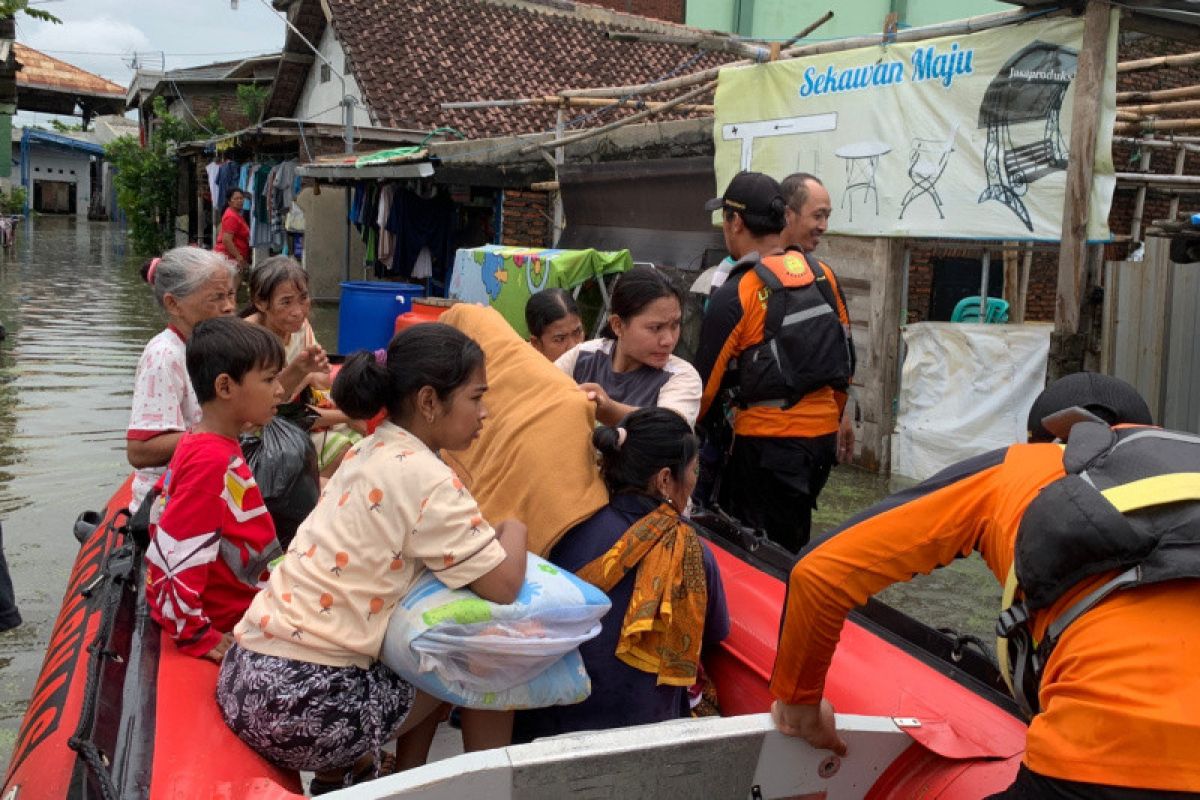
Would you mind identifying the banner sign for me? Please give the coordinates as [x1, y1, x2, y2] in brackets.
[713, 15, 1116, 241]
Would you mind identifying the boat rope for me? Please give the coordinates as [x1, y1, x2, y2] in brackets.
[66, 506, 135, 800]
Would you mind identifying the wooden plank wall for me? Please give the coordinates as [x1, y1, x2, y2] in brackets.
[817, 235, 903, 472]
[1103, 237, 1200, 433]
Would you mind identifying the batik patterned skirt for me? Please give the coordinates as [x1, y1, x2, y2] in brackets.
[217, 643, 415, 773]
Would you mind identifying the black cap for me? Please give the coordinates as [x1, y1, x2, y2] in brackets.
[1027, 372, 1153, 442]
[705, 171, 785, 218]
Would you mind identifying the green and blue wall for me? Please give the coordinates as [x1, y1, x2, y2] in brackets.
[686, 0, 1012, 41]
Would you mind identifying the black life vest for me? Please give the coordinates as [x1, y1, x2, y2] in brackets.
[997, 422, 1200, 718]
[729, 248, 854, 410]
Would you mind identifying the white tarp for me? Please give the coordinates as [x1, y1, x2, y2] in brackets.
[891, 322, 1051, 481]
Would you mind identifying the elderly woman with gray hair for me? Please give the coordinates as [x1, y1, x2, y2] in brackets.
[126, 249, 328, 512]
[125, 247, 239, 512]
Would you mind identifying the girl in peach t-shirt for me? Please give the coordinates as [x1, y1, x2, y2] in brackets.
[218, 324, 528, 794]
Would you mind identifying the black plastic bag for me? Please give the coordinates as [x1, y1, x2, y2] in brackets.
[240, 410, 319, 550]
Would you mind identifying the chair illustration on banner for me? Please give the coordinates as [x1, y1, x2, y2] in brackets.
[951, 296, 1010, 324]
[976, 41, 1078, 232]
[899, 124, 959, 220]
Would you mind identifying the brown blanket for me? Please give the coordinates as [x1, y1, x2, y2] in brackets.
[441, 304, 608, 556]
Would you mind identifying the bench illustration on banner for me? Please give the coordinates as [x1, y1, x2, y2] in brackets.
[976, 41, 1078, 232]
[721, 113, 839, 172]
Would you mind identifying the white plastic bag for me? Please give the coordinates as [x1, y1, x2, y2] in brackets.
[380, 553, 610, 710]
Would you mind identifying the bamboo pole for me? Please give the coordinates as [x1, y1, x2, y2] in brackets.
[1115, 118, 1200, 134]
[1118, 98, 1200, 117]
[1129, 147, 1152, 243]
[1118, 50, 1200, 74]
[520, 80, 718, 154]
[1117, 83, 1200, 104]
[781, 10, 835, 50]
[560, 96, 714, 113]
[441, 95, 714, 113]
[1114, 172, 1200, 186]
[1113, 135, 1200, 152]
[560, 5, 1043, 100]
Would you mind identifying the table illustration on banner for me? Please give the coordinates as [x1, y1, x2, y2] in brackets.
[977, 41, 1078, 231]
[721, 113, 838, 171]
[834, 140, 891, 222]
[899, 124, 960, 220]
[449, 245, 632, 337]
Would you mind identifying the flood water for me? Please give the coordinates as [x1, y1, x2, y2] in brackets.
[0, 217, 997, 773]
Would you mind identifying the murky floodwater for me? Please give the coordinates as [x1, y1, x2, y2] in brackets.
[0, 217, 997, 773]
[0, 217, 340, 771]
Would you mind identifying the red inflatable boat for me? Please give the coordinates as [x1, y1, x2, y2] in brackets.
[3, 484, 1024, 798]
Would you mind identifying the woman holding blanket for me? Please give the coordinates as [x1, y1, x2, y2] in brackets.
[513, 407, 729, 742]
[218, 324, 528, 794]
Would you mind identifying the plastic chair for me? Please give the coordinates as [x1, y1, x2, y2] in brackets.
[950, 296, 1010, 324]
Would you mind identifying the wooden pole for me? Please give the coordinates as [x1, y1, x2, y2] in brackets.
[1052, 1, 1111, 378]
[1117, 49, 1200, 73]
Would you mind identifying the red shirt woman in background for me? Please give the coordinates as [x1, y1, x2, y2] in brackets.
[214, 189, 250, 273]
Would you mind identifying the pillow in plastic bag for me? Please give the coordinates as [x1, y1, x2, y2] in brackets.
[380, 553, 610, 710]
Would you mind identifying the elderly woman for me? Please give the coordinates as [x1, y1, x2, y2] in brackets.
[126, 248, 327, 512]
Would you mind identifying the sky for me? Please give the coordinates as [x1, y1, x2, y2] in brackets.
[14, 0, 286, 126]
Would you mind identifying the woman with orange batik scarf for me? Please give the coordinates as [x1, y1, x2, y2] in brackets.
[512, 407, 729, 742]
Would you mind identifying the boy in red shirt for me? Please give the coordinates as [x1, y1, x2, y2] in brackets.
[145, 316, 285, 661]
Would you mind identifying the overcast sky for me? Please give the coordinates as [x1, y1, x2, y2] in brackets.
[15, 0, 286, 125]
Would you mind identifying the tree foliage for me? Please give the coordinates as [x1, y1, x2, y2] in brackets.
[0, 1, 61, 24]
[236, 84, 269, 125]
[104, 98, 203, 256]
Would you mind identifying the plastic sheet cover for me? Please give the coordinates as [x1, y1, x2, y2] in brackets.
[891, 322, 1050, 481]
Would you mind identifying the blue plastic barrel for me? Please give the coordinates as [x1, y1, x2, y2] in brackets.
[337, 281, 423, 354]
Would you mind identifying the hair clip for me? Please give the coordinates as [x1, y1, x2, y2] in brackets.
[373, 348, 388, 366]
[615, 427, 627, 448]
[146, 257, 161, 284]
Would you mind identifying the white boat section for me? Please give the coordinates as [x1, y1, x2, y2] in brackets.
[331, 713, 916, 799]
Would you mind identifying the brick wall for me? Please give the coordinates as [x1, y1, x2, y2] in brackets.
[184, 93, 254, 134]
[500, 190, 551, 246]
[906, 32, 1199, 323]
[583, 0, 684, 23]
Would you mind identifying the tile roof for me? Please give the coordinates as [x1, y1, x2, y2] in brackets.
[13, 43, 124, 98]
[326, 0, 735, 138]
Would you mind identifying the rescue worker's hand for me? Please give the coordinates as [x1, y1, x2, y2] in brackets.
[771, 699, 847, 756]
[837, 410, 855, 464]
[204, 632, 235, 664]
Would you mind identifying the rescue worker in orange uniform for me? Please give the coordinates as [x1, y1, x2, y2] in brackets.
[770, 373, 1200, 799]
[694, 171, 854, 552]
